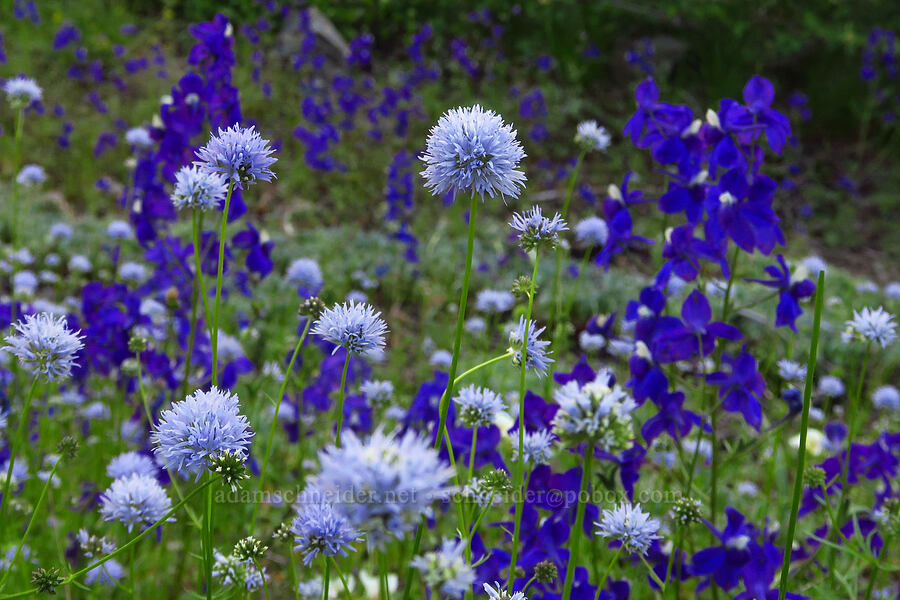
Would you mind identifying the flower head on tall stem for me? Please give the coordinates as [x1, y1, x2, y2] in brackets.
[4, 312, 84, 382]
[171, 165, 228, 211]
[420, 104, 526, 199]
[290, 494, 363, 565]
[510, 206, 568, 251]
[99, 473, 173, 532]
[594, 501, 661, 555]
[508, 316, 553, 376]
[454, 385, 505, 428]
[842, 306, 897, 348]
[4, 75, 42, 109]
[195, 124, 277, 189]
[311, 301, 389, 356]
[411, 538, 475, 599]
[575, 120, 611, 152]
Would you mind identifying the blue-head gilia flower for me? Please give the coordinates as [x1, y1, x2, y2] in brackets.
[508, 316, 553, 377]
[107, 451, 159, 480]
[842, 306, 897, 348]
[594, 501, 661, 555]
[290, 495, 364, 565]
[475, 289, 515, 313]
[311, 301, 388, 356]
[511, 429, 556, 465]
[16, 164, 46, 186]
[574, 216, 609, 247]
[152, 386, 254, 479]
[99, 473, 172, 532]
[421, 104, 526, 199]
[873, 385, 900, 411]
[171, 165, 228, 211]
[510, 206, 568, 251]
[286, 258, 324, 296]
[4, 313, 84, 382]
[575, 120, 611, 152]
[4, 76, 42, 108]
[552, 369, 636, 451]
[195, 124, 277, 189]
[411, 538, 475, 599]
[454, 385, 505, 428]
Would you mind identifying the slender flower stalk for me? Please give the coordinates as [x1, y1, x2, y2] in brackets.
[211, 180, 235, 387]
[0, 455, 61, 591]
[560, 447, 594, 600]
[550, 151, 585, 341]
[778, 270, 824, 600]
[182, 210, 212, 401]
[508, 251, 540, 591]
[9, 108, 25, 252]
[592, 546, 623, 600]
[335, 352, 351, 447]
[251, 318, 312, 531]
[0, 377, 39, 538]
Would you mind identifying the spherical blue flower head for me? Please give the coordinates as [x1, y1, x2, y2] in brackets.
[507, 316, 553, 377]
[125, 127, 153, 148]
[843, 306, 897, 348]
[873, 385, 900, 411]
[360, 380, 393, 408]
[107, 451, 159, 480]
[286, 258, 324, 296]
[484, 581, 527, 600]
[4, 313, 84, 382]
[510, 206, 568, 251]
[311, 301, 389, 356]
[594, 501, 661, 555]
[68, 254, 92, 272]
[118, 261, 146, 283]
[152, 386, 254, 479]
[818, 375, 845, 398]
[776, 359, 807, 382]
[511, 429, 556, 465]
[291, 495, 363, 565]
[48, 222, 73, 240]
[16, 164, 46, 186]
[454, 384, 505, 428]
[195, 124, 277, 190]
[410, 538, 475, 599]
[430, 349, 452, 367]
[312, 428, 455, 547]
[552, 369, 636, 450]
[171, 165, 228, 211]
[574, 216, 609, 247]
[475, 289, 515, 313]
[421, 104, 526, 199]
[575, 120, 611, 152]
[297, 580, 322, 600]
[886, 282, 900, 300]
[213, 551, 267, 590]
[99, 473, 173, 532]
[13, 271, 38, 296]
[106, 220, 133, 239]
[85, 560, 125, 586]
[4, 76, 42, 108]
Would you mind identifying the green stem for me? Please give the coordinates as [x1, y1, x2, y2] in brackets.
[10, 109, 24, 250]
[130, 543, 137, 600]
[182, 211, 209, 402]
[508, 251, 540, 591]
[203, 471, 214, 600]
[329, 557, 352, 600]
[251, 319, 312, 531]
[550, 152, 585, 332]
[253, 558, 270, 600]
[0, 456, 61, 591]
[378, 551, 391, 600]
[777, 270, 824, 600]
[561, 447, 594, 600]
[453, 351, 515, 388]
[0, 477, 218, 599]
[0, 376, 39, 538]
[211, 181, 234, 387]
[467, 428, 479, 484]
[322, 557, 331, 600]
[402, 194, 479, 600]
[335, 351, 351, 448]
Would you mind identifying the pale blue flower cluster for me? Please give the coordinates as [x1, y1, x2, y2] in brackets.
[107, 220, 133, 239]
[290, 495, 363, 565]
[777, 359, 807, 382]
[873, 385, 900, 411]
[510, 206, 568, 250]
[575, 120, 611, 152]
[213, 550, 267, 590]
[118, 261, 147, 283]
[311, 301, 388, 356]
[574, 216, 609, 246]
[508, 316, 553, 376]
[843, 306, 897, 348]
[171, 165, 228, 211]
[818, 375, 845, 397]
[312, 429, 455, 546]
[594, 501, 661, 555]
[106, 451, 159, 480]
[99, 473, 172, 531]
[48, 222, 73, 240]
[360, 380, 394, 408]
[511, 429, 556, 465]
[125, 126, 153, 148]
[410, 538, 475, 599]
[4, 312, 84, 381]
[475, 289, 515, 313]
[195, 124, 277, 189]
[552, 369, 636, 450]
[152, 387, 254, 479]
[3, 76, 42, 107]
[421, 104, 526, 199]
[454, 385, 505, 428]
[286, 258, 324, 295]
[16, 164, 46, 186]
